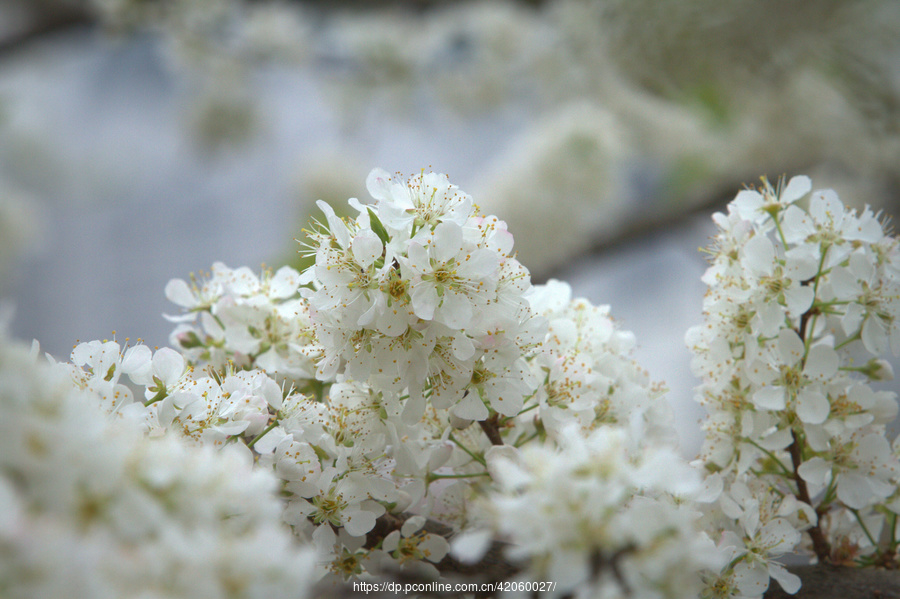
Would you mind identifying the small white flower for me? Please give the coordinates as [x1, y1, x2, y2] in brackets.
[382, 515, 450, 566]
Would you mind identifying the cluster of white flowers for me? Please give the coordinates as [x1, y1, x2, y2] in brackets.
[56, 167, 677, 591]
[165, 262, 318, 385]
[0, 330, 315, 599]
[526, 279, 674, 444]
[453, 424, 722, 599]
[18, 166, 900, 596]
[302, 167, 541, 424]
[688, 176, 900, 596]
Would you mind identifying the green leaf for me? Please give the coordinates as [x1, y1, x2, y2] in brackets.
[367, 207, 390, 245]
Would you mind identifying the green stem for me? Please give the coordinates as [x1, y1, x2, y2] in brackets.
[801, 243, 830, 358]
[889, 512, 898, 554]
[448, 433, 486, 466]
[773, 217, 790, 252]
[850, 508, 879, 548]
[425, 471, 489, 484]
[745, 439, 794, 478]
[820, 479, 838, 508]
[247, 420, 279, 449]
[813, 299, 852, 308]
[515, 400, 540, 416]
[143, 390, 167, 407]
[839, 365, 871, 374]
[514, 430, 541, 448]
[834, 331, 862, 351]
[810, 243, 829, 302]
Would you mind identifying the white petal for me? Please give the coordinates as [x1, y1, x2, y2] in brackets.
[785, 243, 820, 280]
[487, 381, 524, 417]
[411, 284, 439, 321]
[758, 426, 793, 450]
[797, 457, 830, 486]
[451, 334, 476, 361]
[761, 518, 802, 555]
[836, 471, 873, 509]
[804, 345, 838, 380]
[343, 509, 377, 537]
[376, 303, 410, 337]
[796, 389, 830, 424]
[784, 286, 814, 317]
[848, 209, 885, 242]
[452, 390, 489, 421]
[457, 248, 499, 278]
[842, 303, 864, 337]
[742, 234, 775, 276]
[782, 175, 812, 204]
[756, 302, 786, 337]
[351, 230, 383, 268]
[735, 560, 770, 596]
[753, 386, 786, 410]
[862, 316, 887, 355]
[382, 530, 401, 552]
[401, 515, 427, 537]
[316, 200, 351, 249]
[165, 278, 196, 308]
[152, 348, 185, 385]
[810, 188, 843, 225]
[269, 266, 301, 298]
[732, 189, 764, 221]
[419, 534, 450, 563]
[777, 329, 805, 366]
[121, 344, 152, 380]
[450, 530, 492, 564]
[401, 395, 426, 425]
[405, 242, 430, 274]
[437, 289, 472, 329]
[769, 563, 802, 594]
[366, 168, 393, 201]
[432, 222, 463, 264]
[781, 205, 814, 244]
[849, 251, 875, 284]
[830, 266, 861, 300]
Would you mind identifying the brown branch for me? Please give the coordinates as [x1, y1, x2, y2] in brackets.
[374, 512, 517, 581]
[329, 512, 900, 599]
[0, 2, 93, 58]
[788, 431, 832, 562]
[479, 413, 504, 446]
[764, 564, 900, 599]
[309, 511, 519, 599]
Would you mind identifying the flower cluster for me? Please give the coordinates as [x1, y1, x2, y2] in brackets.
[33, 167, 900, 597]
[0, 331, 315, 599]
[130, 168, 679, 587]
[525, 279, 673, 443]
[165, 262, 318, 386]
[302, 168, 541, 424]
[688, 176, 900, 595]
[454, 424, 722, 599]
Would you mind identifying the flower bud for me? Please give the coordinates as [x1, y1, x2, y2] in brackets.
[865, 358, 894, 381]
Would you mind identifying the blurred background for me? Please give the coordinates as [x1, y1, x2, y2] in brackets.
[1, 0, 900, 454]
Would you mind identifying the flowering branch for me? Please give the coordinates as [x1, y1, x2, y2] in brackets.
[15, 168, 900, 599]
